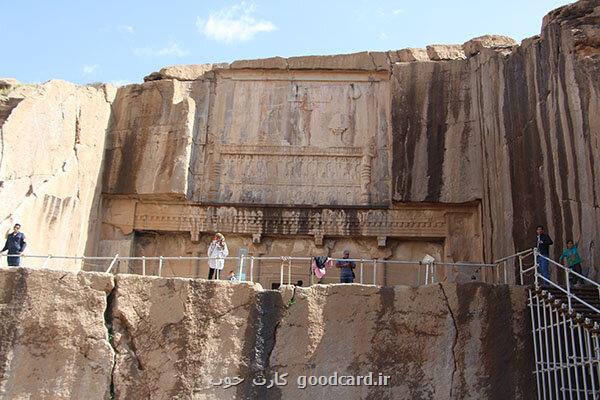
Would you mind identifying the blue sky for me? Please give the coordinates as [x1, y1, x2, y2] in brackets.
[1, 0, 568, 85]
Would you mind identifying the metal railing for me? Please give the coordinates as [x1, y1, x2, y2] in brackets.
[0, 252, 503, 287]
[520, 248, 600, 400]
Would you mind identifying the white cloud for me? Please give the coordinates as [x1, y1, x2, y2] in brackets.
[196, 1, 276, 43]
[117, 25, 134, 34]
[82, 64, 100, 76]
[376, 7, 405, 17]
[133, 42, 190, 57]
[379, 31, 389, 41]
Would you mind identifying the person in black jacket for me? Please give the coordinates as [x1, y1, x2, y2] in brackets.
[1, 224, 27, 266]
[535, 225, 553, 283]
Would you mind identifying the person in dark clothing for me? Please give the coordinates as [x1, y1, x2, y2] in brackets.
[535, 225, 553, 283]
[336, 249, 356, 283]
[1, 224, 27, 266]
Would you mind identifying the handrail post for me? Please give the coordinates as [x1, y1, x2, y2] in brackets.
[432, 262, 436, 284]
[565, 263, 572, 312]
[518, 255, 524, 285]
[360, 259, 364, 284]
[238, 254, 245, 283]
[373, 260, 377, 285]
[42, 255, 52, 269]
[280, 257, 284, 287]
[288, 258, 292, 285]
[425, 261, 430, 285]
[533, 248, 539, 288]
[142, 256, 146, 276]
[250, 256, 254, 283]
[106, 254, 119, 274]
[503, 260, 507, 284]
[158, 256, 163, 277]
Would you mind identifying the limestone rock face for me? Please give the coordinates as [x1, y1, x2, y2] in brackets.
[143, 63, 229, 82]
[0, 270, 533, 399]
[426, 45, 466, 60]
[109, 275, 263, 399]
[391, 0, 600, 269]
[230, 56, 289, 70]
[0, 80, 113, 269]
[0, 78, 19, 91]
[105, 276, 532, 399]
[0, 268, 114, 399]
[462, 35, 517, 56]
[397, 48, 430, 62]
[271, 283, 532, 400]
[102, 79, 208, 198]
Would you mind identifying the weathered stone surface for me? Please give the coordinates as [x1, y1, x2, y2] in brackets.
[271, 283, 532, 399]
[426, 44, 466, 60]
[231, 51, 402, 71]
[0, 80, 113, 268]
[143, 63, 229, 82]
[230, 56, 289, 70]
[110, 274, 264, 399]
[107, 277, 532, 399]
[391, 0, 600, 274]
[0, 78, 19, 91]
[0, 269, 533, 399]
[462, 35, 517, 57]
[287, 51, 394, 70]
[0, 0, 598, 283]
[397, 48, 430, 62]
[102, 79, 206, 198]
[0, 268, 114, 399]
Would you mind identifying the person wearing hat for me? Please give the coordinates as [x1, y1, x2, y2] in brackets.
[207, 233, 229, 279]
[1, 223, 27, 267]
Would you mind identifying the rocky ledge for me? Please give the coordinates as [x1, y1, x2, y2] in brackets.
[0, 267, 532, 399]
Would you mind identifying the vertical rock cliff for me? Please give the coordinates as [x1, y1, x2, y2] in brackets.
[391, 0, 600, 269]
[0, 81, 114, 269]
[0, 269, 533, 399]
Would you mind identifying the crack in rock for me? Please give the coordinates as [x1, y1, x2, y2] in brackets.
[439, 283, 459, 400]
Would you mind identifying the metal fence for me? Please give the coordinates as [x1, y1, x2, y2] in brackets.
[4, 247, 600, 398]
[0, 253, 502, 286]
[519, 248, 600, 399]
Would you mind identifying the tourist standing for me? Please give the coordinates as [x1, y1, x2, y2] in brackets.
[535, 225, 553, 283]
[560, 238, 584, 286]
[336, 249, 356, 283]
[1, 224, 27, 267]
[207, 233, 228, 280]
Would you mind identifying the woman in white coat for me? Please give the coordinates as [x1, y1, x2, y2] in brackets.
[207, 233, 229, 279]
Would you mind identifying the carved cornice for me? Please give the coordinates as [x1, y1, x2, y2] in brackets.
[126, 203, 454, 241]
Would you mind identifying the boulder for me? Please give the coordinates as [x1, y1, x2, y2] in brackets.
[426, 44, 466, 60]
[462, 35, 517, 57]
[143, 63, 229, 81]
[397, 48, 430, 62]
[0, 78, 19, 92]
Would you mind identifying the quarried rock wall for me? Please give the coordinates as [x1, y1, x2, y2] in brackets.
[0, 81, 114, 269]
[0, 268, 533, 399]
